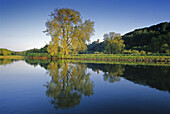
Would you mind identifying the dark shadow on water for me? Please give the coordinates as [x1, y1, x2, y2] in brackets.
[87, 63, 170, 92]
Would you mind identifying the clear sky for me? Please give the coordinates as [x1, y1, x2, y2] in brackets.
[0, 0, 170, 51]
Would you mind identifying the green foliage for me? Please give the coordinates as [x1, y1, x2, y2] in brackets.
[47, 42, 60, 56]
[140, 50, 146, 54]
[25, 45, 48, 55]
[132, 50, 140, 54]
[147, 52, 152, 54]
[123, 50, 146, 54]
[13, 51, 26, 56]
[44, 8, 94, 55]
[94, 51, 100, 54]
[39, 45, 48, 53]
[103, 32, 125, 54]
[57, 54, 170, 63]
[122, 22, 170, 53]
[123, 49, 132, 54]
[0, 48, 12, 56]
[26, 53, 51, 58]
[87, 42, 105, 53]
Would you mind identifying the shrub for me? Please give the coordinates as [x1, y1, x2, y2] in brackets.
[147, 52, 152, 54]
[94, 51, 100, 54]
[123, 49, 132, 54]
[132, 50, 140, 54]
[140, 50, 146, 54]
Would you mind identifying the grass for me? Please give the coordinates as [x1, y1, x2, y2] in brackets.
[25, 53, 170, 63]
[24, 58, 170, 67]
[0, 55, 25, 59]
[65, 59, 170, 66]
[1, 54, 169, 66]
[55, 54, 170, 63]
[26, 53, 51, 57]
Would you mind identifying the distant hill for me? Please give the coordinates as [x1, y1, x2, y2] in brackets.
[87, 22, 170, 54]
[122, 22, 170, 53]
[25, 45, 48, 55]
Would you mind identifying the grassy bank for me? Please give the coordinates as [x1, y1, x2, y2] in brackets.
[0, 55, 25, 59]
[66, 59, 170, 66]
[26, 53, 170, 63]
[54, 54, 170, 63]
[25, 58, 170, 67]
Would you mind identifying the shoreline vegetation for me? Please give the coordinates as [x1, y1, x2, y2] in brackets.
[1, 55, 170, 67]
[26, 53, 170, 63]
[1, 53, 170, 66]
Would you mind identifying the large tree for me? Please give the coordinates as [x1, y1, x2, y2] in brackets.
[44, 8, 94, 55]
[103, 32, 125, 54]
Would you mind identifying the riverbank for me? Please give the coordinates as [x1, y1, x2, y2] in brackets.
[25, 58, 170, 67]
[57, 54, 170, 63]
[1, 54, 170, 63]
[27, 54, 170, 63]
[0, 55, 25, 59]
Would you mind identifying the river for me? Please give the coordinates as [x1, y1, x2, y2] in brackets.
[0, 59, 170, 113]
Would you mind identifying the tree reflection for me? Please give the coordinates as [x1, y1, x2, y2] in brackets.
[87, 63, 170, 92]
[25, 59, 51, 68]
[0, 59, 18, 66]
[122, 65, 170, 92]
[44, 61, 94, 109]
[87, 63, 124, 83]
[103, 64, 124, 83]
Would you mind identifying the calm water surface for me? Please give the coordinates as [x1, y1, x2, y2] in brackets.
[0, 59, 170, 114]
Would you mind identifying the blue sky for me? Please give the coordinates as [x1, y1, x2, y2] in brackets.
[0, 0, 170, 51]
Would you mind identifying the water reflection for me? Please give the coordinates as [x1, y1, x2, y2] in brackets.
[87, 63, 170, 92]
[0, 59, 19, 66]
[25, 59, 51, 68]
[24, 59, 170, 93]
[87, 63, 124, 83]
[44, 61, 94, 109]
[123, 65, 170, 92]
[1, 59, 170, 110]
[0, 59, 15, 66]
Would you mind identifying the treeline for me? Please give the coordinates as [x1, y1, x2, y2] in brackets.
[122, 22, 170, 53]
[0, 45, 48, 56]
[0, 48, 13, 56]
[87, 42, 104, 54]
[25, 45, 48, 55]
[87, 22, 170, 54]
